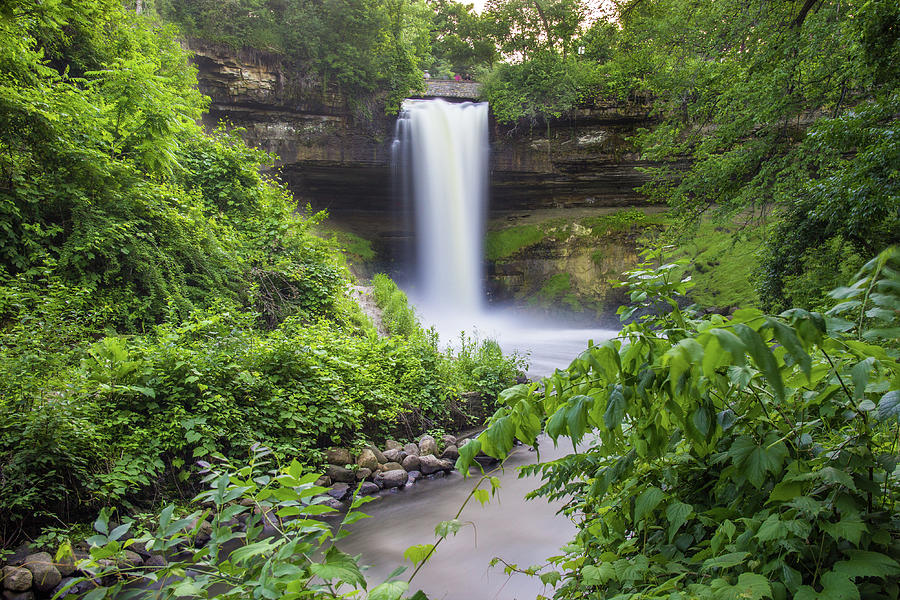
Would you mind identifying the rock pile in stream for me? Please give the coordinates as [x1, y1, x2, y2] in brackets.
[316, 434, 461, 504]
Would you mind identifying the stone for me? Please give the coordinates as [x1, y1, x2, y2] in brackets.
[407, 470, 422, 483]
[1, 566, 32, 592]
[356, 448, 379, 471]
[383, 461, 404, 471]
[327, 483, 351, 501]
[441, 434, 457, 447]
[382, 448, 405, 463]
[376, 469, 408, 489]
[121, 550, 144, 568]
[441, 445, 459, 461]
[384, 440, 402, 450]
[193, 520, 213, 546]
[239, 497, 257, 507]
[403, 443, 420, 456]
[314, 475, 332, 487]
[22, 553, 61, 593]
[144, 555, 166, 570]
[52, 577, 79, 598]
[326, 465, 356, 484]
[366, 444, 387, 464]
[2, 591, 34, 600]
[6, 545, 30, 567]
[314, 496, 345, 511]
[401, 455, 420, 471]
[458, 438, 470, 448]
[128, 541, 151, 559]
[325, 447, 352, 466]
[418, 454, 450, 475]
[359, 482, 380, 495]
[418, 435, 437, 456]
[356, 467, 373, 481]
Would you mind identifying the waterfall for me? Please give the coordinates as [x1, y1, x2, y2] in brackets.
[393, 98, 489, 315]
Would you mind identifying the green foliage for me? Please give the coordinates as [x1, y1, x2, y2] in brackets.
[603, 0, 899, 304]
[157, 0, 432, 113]
[63, 445, 423, 599]
[372, 273, 422, 338]
[485, 224, 546, 260]
[459, 247, 900, 599]
[530, 273, 583, 312]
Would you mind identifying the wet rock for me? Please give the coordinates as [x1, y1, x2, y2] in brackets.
[314, 496, 345, 511]
[121, 550, 144, 568]
[401, 455, 421, 471]
[376, 469, 408, 489]
[326, 465, 356, 484]
[474, 454, 499, 468]
[418, 455, 451, 475]
[407, 470, 422, 483]
[2, 591, 34, 600]
[327, 483, 351, 501]
[144, 555, 166, 570]
[325, 447, 352, 465]
[441, 434, 458, 447]
[441, 445, 459, 461]
[6, 545, 31, 567]
[383, 461, 405, 471]
[128, 541, 151, 560]
[356, 448, 379, 471]
[23, 553, 61, 593]
[52, 577, 79, 598]
[366, 445, 387, 464]
[384, 440, 402, 450]
[314, 475, 332, 487]
[356, 467, 373, 481]
[458, 438, 470, 448]
[403, 443, 420, 456]
[54, 552, 75, 577]
[418, 435, 437, 456]
[429, 470, 447, 479]
[359, 482, 380, 495]
[1, 566, 32, 591]
[382, 448, 405, 463]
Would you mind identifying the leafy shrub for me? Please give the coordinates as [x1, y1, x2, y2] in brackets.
[459, 246, 900, 599]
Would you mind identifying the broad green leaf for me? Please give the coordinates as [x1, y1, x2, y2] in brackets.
[666, 501, 693, 542]
[850, 357, 876, 400]
[701, 552, 749, 572]
[634, 486, 664, 523]
[877, 390, 900, 423]
[733, 323, 784, 401]
[833, 550, 900, 579]
[821, 514, 867, 545]
[498, 384, 528, 407]
[309, 546, 366, 589]
[539, 571, 561, 586]
[582, 563, 616, 585]
[473, 488, 490, 506]
[708, 328, 747, 365]
[481, 415, 515, 458]
[368, 581, 409, 600]
[603, 385, 626, 430]
[766, 318, 811, 379]
[435, 519, 463, 538]
[403, 544, 434, 566]
[711, 572, 772, 600]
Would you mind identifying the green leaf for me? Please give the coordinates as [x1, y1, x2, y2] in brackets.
[435, 519, 463, 538]
[368, 581, 409, 600]
[850, 357, 876, 400]
[766, 318, 811, 379]
[666, 501, 693, 542]
[309, 546, 366, 589]
[877, 390, 900, 423]
[582, 563, 616, 585]
[455, 439, 482, 472]
[633, 486, 664, 523]
[481, 415, 515, 458]
[403, 544, 434, 566]
[712, 572, 772, 600]
[702, 552, 750, 572]
[539, 571, 561, 586]
[603, 385, 626, 430]
[498, 384, 528, 406]
[821, 514, 867, 545]
[833, 550, 900, 579]
[733, 323, 784, 401]
[473, 488, 490, 506]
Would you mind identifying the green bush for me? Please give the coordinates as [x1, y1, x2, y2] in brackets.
[461, 247, 900, 599]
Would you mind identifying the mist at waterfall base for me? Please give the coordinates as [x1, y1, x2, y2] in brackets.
[393, 98, 617, 377]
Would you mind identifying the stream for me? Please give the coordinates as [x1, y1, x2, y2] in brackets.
[340, 435, 579, 600]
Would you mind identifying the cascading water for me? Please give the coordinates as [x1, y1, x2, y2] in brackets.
[393, 99, 489, 316]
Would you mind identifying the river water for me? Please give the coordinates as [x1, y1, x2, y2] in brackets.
[340, 435, 580, 600]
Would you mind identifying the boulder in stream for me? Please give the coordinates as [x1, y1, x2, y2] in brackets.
[401, 455, 421, 471]
[383, 461, 405, 472]
[384, 440, 402, 450]
[22, 553, 61, 593]
[418, 454, 449, 475]
[376, 469, 408, 489]
[382, 448, 405, 463]
[325, 447, 352, 465]
[441, 445, 459, 461]
[356, 448, 379, 471]
[326, 465, 356, 484]
[1, 566, 32, 592]
[403, 443, 420, 456]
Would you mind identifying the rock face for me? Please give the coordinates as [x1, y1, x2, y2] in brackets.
[22, 553, 61, 593]
[187, 40, 664, 279]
